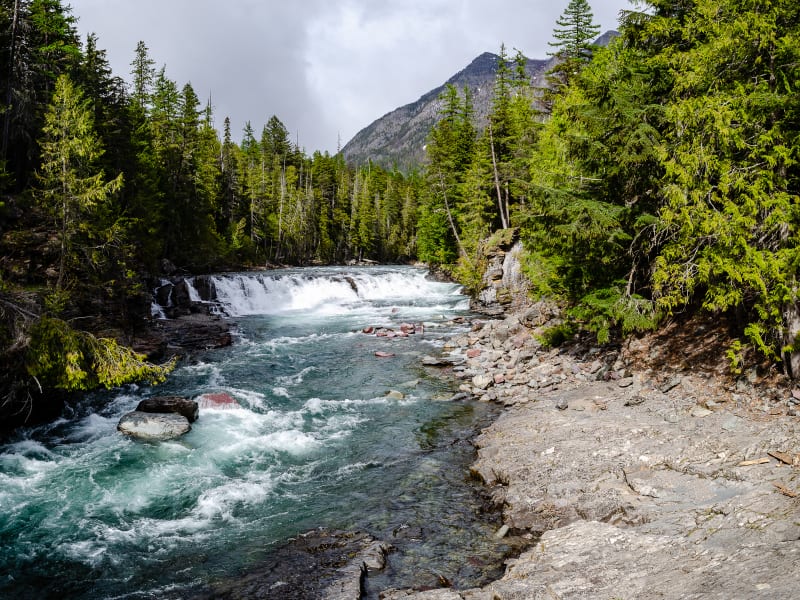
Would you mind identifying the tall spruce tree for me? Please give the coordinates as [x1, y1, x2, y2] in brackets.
[36, 74, 122, 290]
[547, 0, 602, 92]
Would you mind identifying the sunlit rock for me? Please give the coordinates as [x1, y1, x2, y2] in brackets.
[117, 411, 191, 440]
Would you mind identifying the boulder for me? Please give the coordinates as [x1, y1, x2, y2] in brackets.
[472, 374, 493, 390]
[136, 396, 199, 422]
[118, 411, 191, 440]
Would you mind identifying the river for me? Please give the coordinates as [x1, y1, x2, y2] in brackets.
[0, 266, 508, 599]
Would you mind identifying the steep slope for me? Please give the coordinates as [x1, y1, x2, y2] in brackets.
[341, 32, 618, 171]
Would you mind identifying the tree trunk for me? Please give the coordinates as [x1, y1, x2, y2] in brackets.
[488, 124, 509, 230]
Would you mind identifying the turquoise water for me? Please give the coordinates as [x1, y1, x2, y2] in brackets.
[0, 267, 507, 599]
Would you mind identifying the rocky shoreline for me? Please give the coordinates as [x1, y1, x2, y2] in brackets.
[379, 305, 800, 599]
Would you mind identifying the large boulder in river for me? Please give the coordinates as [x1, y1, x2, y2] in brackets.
[136, 396, 199, 422]
[118, 411, 191, 440]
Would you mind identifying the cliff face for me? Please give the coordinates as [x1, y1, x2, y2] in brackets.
[341, 32, 618, 171]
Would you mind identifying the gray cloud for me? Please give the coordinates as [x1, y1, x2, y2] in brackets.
[68, 0, 631, 153]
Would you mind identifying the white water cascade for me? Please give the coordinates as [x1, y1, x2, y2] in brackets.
[201, 267, 468, 317]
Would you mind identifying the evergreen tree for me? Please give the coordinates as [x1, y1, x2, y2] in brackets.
[0, 0, 80, 187]
[547, 0, 602, 92]
[35, 73, 122, 290]
[130, 40, 155, 113]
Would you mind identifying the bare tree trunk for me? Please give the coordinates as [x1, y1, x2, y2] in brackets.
[488, 124, 509, 229]
[437, 169, 467, 260]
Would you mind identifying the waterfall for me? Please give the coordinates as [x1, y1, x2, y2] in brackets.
[153, 267, 467, 318]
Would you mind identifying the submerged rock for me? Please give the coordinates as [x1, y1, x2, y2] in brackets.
[117, 411, 191, 440]
[198, 529, 390, 600]
[136, 396, 199, 422]
[196, 392, 239, 410]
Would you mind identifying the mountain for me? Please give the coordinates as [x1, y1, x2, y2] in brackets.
[341, 32, 618, 171]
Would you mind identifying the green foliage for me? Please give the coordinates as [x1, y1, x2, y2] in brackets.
[26, 316, 174, 390]
[726, 339, 745, 376]
[568, 285, 659, 344]
[537, 321, 577, 348]
[36, 73, 123, 290]
[647, 0, 800, 359]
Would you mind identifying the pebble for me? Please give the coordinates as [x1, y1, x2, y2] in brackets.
[556, 398, 569, 410]
[690, 406, 713, 418]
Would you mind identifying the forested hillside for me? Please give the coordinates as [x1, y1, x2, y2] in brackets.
[2, 0, 800, 427]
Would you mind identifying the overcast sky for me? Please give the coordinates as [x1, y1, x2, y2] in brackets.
[67, 0, 632, 154]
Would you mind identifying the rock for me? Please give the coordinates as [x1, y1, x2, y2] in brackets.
[625, 395, 646, 407]
[722, 416, 744, 432]
[375, 351, 396, 358]
[150, 312, 233, 353]
[466, 348, 482, 359]
[399, 323, 416, 334]
[136, 396, 199, 422]
[659, 375, 682, 393]
[160, 258, 178, 275]
[494, 524, 510, 539]
[618, 377, 635, 388]
[118, 411, 191, 440]
[690, 406, 713, 418]
[200, 529, 388, 600]
[197, 392, 239, 409]
[449, 392, 470, 402]
[422, 355, 446, 366]
[386, 390, 405, 400]
[494, 373, 506, 384]
[555, 398, 569, 410]
[472, 374, 493, 390]
[362, 326, 375, 334]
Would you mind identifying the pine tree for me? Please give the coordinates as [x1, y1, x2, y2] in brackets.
[547, 0, 602, 91]
[130, 40, 155, 113]
[36, 73, 122, 290]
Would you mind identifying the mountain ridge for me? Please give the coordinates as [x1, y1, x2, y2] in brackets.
[341, 31, 618, 171]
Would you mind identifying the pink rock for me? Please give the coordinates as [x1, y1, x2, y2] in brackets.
[362, 326, 375, 334]
[399, 323, 416, 334]
[494, 374, 506, 384]
[374, 351, 396, 358]
[197, 392, 238, 410]
[467, 349, 482, 359]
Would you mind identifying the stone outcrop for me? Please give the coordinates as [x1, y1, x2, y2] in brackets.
[398, 306, 800, 599]
[117, 411, 191, 440]
[472, 233, 531, 317]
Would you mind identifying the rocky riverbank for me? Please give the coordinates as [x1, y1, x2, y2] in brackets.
[380, 305, 800, 599]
